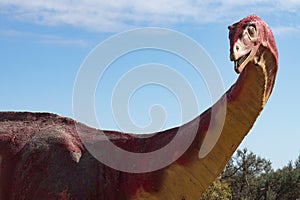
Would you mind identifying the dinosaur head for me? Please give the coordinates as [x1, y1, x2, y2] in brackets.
[228, 14, 278, 73]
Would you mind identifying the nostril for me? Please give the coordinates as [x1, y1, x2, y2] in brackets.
[235, 45, 239, 52]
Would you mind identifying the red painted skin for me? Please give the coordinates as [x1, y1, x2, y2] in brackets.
[0, 14, 278, 200]
[0, 111, 208, 199]
[0, 112, 181, 199]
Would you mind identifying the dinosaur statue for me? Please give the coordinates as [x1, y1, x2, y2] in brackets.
[0, 14, 278, 199]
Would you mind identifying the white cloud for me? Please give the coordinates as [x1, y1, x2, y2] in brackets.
[39, 35, 89, 47]
[0, 29, 89, 47]
[0, 0, 300, 32]
[272, 26, 300, 37]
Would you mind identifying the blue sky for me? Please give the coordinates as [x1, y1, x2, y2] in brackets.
[0, 1, 299, 169]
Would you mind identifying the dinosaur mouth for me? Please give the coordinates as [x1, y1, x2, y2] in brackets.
[234, 51, 251, 73]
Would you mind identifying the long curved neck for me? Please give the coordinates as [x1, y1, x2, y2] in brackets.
[141, 46, 278, 199]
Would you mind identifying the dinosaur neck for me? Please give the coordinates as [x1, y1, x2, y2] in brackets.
[144, 46, 278, 199]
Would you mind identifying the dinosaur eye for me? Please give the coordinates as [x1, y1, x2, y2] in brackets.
[247, 25, 256, 38]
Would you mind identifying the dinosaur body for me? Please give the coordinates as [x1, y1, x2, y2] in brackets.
[0, 14, 278, 199]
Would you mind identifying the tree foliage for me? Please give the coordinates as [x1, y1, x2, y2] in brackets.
[200, 178, 232, 200]
[202, 148, 300, 200]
